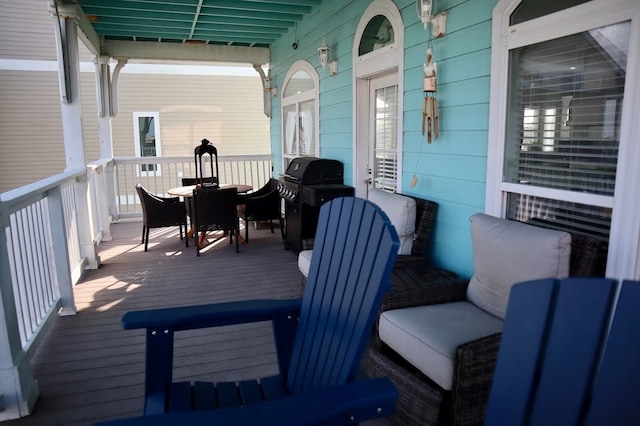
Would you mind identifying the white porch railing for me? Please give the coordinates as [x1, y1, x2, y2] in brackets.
[0, 154, 273, 420]
[113, 154, 273, 218]
[1, 169, 84, 420]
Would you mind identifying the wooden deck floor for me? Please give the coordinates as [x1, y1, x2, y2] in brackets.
[6, 219, 304, 426]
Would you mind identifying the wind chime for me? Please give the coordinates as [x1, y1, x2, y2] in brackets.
[422, 47, 439, 143]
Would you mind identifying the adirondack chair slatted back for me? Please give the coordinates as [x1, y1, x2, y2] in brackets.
[485, 277, 640, 426]
[286, 197, 399, 393]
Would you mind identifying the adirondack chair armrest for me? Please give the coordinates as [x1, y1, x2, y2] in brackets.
[122, 298, 303, 331]
[450, 332, 502, 423]
[94, 377, 398, 426]
[123, 298, 303, 406]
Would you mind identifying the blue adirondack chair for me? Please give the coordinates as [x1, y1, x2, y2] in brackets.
[95, 196, 400, 426]
[485, 277, 640, 426]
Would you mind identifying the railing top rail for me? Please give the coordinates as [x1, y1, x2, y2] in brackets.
[113, 154, 273, 165]
[87, 158, 115, 169]
[0, 168, 85, 212]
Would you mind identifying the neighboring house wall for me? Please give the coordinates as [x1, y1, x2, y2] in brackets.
[0, 0, 65, 191]
[111, 69, 268, 158]
[270, 0, 495, 277]
[0, 0, 269, 193]
[0, 70, 66, 190]
[0, 0, 57, 60]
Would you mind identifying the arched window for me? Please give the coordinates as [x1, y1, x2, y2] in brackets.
[358, 15, 394, 56]
[281, 61, 319, 170]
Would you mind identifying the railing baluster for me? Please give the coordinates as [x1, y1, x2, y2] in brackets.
[32, 200, 48, 323]
[9, 212, 29, 343]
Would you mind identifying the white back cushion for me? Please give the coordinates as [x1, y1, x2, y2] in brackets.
[298, 249, 313, 278]
[467, 213, 571, 319]
[368, 189, 416, 255]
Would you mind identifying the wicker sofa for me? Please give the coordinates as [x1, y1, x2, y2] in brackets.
[363, 214, 604, 426]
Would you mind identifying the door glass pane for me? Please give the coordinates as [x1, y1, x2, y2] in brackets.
[374, 85, 398, 192]
[299, 100, 315, 156]
[504, 21, 629, 196]
[138, 116, 157, 172]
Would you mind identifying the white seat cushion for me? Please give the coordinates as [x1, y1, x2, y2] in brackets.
[368, 189, 416, 255]
[298, 249, 313, 278]
[299, 190, 417, 278]
[467, 213, 571, 319]
[379, 301, 504, 390]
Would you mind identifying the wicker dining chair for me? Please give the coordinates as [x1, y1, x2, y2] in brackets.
[237, 178, 283, 243]
[135, 184, 188, 252]
[192, 186, 239, 255]
[181, 177, 217, 227]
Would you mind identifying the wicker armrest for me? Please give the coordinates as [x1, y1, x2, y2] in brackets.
[393, 254, 430, 269]
[382, 266, 467, 312]
[450, 332, 502, 426]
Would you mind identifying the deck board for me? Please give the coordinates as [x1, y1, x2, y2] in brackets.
[6, 219, 301, 426]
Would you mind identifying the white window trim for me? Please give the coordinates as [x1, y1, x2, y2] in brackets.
[486, 0, 640, 279]
[352, 0, 404, 196]
[281, 60, 319, 171]
[133, 111, 162, 176]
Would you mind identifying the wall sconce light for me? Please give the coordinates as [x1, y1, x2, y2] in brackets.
[417, 0, 447, 37]
[417, 0, 433, 30]
[318, 38, 338, 76]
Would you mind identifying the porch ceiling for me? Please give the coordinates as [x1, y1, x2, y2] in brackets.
[55, 0, 322, 64]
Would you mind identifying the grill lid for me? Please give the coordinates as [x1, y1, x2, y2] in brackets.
[284, 157, 344, 184]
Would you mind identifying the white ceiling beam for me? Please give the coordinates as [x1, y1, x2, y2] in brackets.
[102, 40, 270, 65]
[52, 0, 101, 56]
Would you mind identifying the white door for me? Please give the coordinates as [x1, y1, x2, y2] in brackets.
[356, 73, 399, 198]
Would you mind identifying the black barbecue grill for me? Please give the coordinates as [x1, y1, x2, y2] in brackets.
[278, 157, 354, 253]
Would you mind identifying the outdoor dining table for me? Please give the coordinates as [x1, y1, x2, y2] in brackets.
[167, 183, 253, 198]
[167, 183, 253, 247]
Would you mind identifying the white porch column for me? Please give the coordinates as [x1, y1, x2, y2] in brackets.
[95, 56, 116, 239]
[53, 15, 100, 269]
[0, 208, 39, 421]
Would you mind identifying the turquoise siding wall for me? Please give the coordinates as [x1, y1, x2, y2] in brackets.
[270, 0, 498, 278]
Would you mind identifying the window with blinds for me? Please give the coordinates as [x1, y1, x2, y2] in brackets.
[503, 20, 629, 267]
